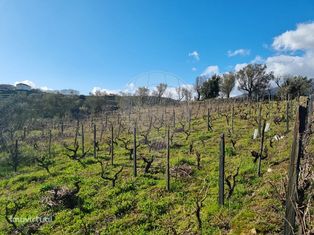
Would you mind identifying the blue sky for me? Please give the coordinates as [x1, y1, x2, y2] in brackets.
[0, 0, 313, 95]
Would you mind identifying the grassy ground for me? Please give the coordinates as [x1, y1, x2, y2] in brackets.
[0, 99, 310, 234]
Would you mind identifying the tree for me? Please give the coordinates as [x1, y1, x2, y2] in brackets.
[279, 76, 312, 98]
[221, 72, 236, 98]
[236, 64, 274, 99]
[181, 87, 193, 101]
[175, 87, 184, 101]
[92, 89, 107, 96]
[135, 86, 150, 97]
[200, 74, 220, 99]
[194, 76, 205, 101]
[153, 83, 168, 98]
[135, 86, 150, 105]
[274, 75, 287, 88]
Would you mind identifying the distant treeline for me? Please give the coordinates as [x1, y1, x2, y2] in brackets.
[0, 90, 176, 129]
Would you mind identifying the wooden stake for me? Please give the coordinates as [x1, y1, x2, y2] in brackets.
[218, 133, 225, 206]
[257, 120, 266, 177]
[111, 124, 114, 165]
[93, 124, 97, 158]
[133, 127, 137, 177]
[166, 127, 170, 191]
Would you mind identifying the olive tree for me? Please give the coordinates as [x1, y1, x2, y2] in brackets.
[194, 76, 205, 101]
[236, 64, 274, 99]
[181, 87, 193, 101]
[200, 74, 220, 99]
[135, 86, 150, 97]
[221, 72, 236, 98]
[135, 86, 150, 105]
[277, 75, 312, 98]
[153, 83, 168, 98]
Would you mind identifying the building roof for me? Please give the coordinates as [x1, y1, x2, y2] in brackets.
[16, 83, 31, 87]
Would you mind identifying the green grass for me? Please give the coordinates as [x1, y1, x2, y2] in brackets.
[0, 100, 308, 234]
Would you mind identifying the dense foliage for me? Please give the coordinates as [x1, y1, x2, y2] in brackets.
[200, 74, 220, 99]
[278, 75, 313, 98]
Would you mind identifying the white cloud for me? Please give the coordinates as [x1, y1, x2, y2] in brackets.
[14, 80, 35, 88]
[181, 83, 194, 90]
[201, 65, 219, 76]
[231, 22, 314, 78]
[188, 51, 200, 61]
[251, 55, 265, 64]
[124, 82, 136, 93]
[169, 84, 195, 100]
[163, 87, 178, 99]
[272, 22, 314, 51]
[40, 86, 55, 91]
[127, 82, 135, 89]
[266, 22, 314, 78]
[91, 87, 119, 95]
[227, 48, 250, 57]
[91, 82, 140, 96]
[40, 86, 49, 91]
[224, 22, 314, 97]
[234, 63, 247, 72]
[234, 56, 264, 72]
[266, 51, 314, 77]
[192, 67, 197, 71]
[230, 82, 242, 97]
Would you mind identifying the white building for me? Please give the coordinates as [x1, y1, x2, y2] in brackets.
[16, 83, 32, 91]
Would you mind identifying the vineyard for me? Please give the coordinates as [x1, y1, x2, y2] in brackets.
[0, 97, 313, 234]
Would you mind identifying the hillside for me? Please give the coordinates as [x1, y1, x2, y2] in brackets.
[0, 98, 313, 234]
[0, 89, 177, 129]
